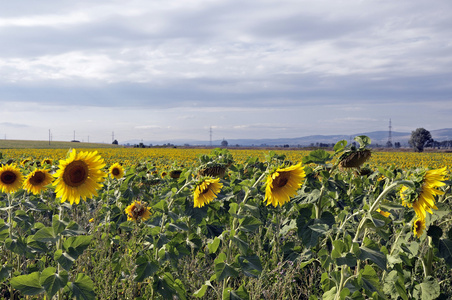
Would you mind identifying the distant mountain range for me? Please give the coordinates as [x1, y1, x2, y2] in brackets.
[123, 128, 452, 147]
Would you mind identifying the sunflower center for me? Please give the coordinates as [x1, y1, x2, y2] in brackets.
[30, 171, 46, 185]
[1, 171, 17, 185]
[200, 184, 211, 194]
[63, 160, 89, 187]
[273, 173, 289, 188]
[112, 168, 120, 176]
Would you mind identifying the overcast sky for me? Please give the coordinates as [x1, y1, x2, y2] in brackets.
[0, 0, 451, 144]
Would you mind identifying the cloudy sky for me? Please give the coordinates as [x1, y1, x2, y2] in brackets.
[0, 0, 451, 144]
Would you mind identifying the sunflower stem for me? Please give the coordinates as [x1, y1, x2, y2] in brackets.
[314, 185, 326, 219]
[422, 236, 434, 278]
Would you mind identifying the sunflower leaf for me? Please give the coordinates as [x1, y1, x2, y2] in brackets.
[68, 273, 95, 300]
[135, 256, 159, 282]
[40, 267, 68, 299]
[10, 272, 44, 295]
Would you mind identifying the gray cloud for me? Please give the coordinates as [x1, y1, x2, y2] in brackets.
[0, 0, 451, 141]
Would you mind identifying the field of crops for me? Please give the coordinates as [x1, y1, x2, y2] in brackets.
[0, 137, 451, 299]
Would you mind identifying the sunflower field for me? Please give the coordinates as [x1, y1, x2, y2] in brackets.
[0, 136, 451, 300]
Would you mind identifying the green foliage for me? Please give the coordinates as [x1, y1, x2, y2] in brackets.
[1, 136, 451, 299]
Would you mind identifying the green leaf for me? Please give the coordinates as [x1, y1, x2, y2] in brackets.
[336, 253, 357, 268]
[413, 276, 440, 300]
[135, 256, 159, 282]
[359, 265, 382, 296]
[63, 235, 93, 260]
[69, 273, 95, 300]
[354, 135, 371, 148]
[334, 140, 347, 153]
[54, 249, 74, 271]
[40, 267, 68, 299]
[10, 272, 44, 295]
[52, 215, 66, 236]
[302, 149, 331, 165]
[193, 283, 209, 298]
[215, 255, 239, 282]
[383, 270, 408, 300]
[358, 246, 387, 271]
[207, 237, 221, 254]
[322, 286, 337, 300]
[231, 235, 249, 254]
[229, 285, 249, 300]
[238, 255, 262, 278]
[155, 272, 187, 300]
[62, 221, 86, 236]
[239, 216, 262, 233]
[0, 264, 12, 282]
[331, 240, 347, 259]
[33, 227, 58, 243]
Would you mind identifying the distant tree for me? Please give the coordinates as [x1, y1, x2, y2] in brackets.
[221, 139, 228, 147]
[394, 142, 401, 148]
[409, 128, 432, 152]
[386, 141, 393, 148]
[112, 139, 118, 145]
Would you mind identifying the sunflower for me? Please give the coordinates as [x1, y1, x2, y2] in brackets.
[0, 164, 24, 194]
[23, 169, 54, 195]
[400, 167, 447, 220]
[109, 163, 125, 179]
[53, 149, 106, 205]
[264, 163, 306, 207]
[413, 217, 426, 238]
[193, 177, 223, 208]
[125, 201, 152, 222]
[42, 158, 53, 166]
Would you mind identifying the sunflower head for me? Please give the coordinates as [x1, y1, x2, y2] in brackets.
[125, 201, 152, 222]
[109, 163, 125, 179]
[0, 164, 24, 194]
[23, 168, 54, 195]
[338, 149, 372, 169]
[53, 149, 106, 205]
[264, 162, 306, 207]
[413, 217, 426, 238]
[400, 167, 447, 220]
[169, 170, 183, 179]
[193, 177, 223, 208]
[42, 158, 54, 166]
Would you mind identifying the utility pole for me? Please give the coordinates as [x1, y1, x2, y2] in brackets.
[112, 131, 114, 143]
[49, 129, 51, 145]
[388, 119, 392, 144]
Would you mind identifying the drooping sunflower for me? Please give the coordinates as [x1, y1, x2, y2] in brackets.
[109, 163, 125, 179]
[0, 164, 24, 194]
[23, 169, 54, 195]
[413, 217, 426, 238]
[400, 167, 448, 220]
[264, 162, 306, 207]
[53, 150, 106, 205]
[193, 177, 223, 208]
[125, 200, 152, 222]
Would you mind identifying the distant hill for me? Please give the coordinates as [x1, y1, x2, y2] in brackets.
[124, 128, 452, 147]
